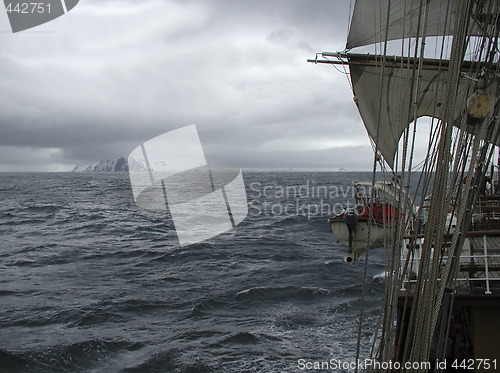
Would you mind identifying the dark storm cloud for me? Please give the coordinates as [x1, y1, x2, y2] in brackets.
[0, 0, 370, 171]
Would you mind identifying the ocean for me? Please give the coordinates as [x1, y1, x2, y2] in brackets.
[0, 172, 385, 372]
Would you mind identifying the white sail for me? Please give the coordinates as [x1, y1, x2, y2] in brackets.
[349, 54, 499, 168]
[347, 0, 485, 49]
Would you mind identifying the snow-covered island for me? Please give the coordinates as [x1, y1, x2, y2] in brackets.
[72, 157, 147, 172]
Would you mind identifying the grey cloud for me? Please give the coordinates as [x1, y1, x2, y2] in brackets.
[0, 0, 370, 171]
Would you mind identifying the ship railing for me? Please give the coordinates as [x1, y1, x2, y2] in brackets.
[400, 234, 500, 295]
[401, 276, 500, 295]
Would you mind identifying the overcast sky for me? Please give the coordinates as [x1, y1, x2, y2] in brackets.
[0, 0, 376, 172]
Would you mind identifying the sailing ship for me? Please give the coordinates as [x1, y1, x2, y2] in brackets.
[310, 0, 500, 370]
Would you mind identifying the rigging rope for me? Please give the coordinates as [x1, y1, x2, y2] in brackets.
[406, 0, 471, 365]
[355, 1, 392, 371]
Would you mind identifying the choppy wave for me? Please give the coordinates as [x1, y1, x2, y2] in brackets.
[0, 172, 385, 372]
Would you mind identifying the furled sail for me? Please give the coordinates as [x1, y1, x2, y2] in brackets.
[349, 54, 498, 169]
[347, 0, 485, 49]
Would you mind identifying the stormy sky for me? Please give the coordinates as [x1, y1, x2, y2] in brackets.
[0, 0, 375, 172]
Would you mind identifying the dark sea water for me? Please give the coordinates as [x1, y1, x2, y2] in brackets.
[0, 172, 385, 372]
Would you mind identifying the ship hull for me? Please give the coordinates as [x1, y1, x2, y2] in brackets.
[329, 216, 393, 261]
